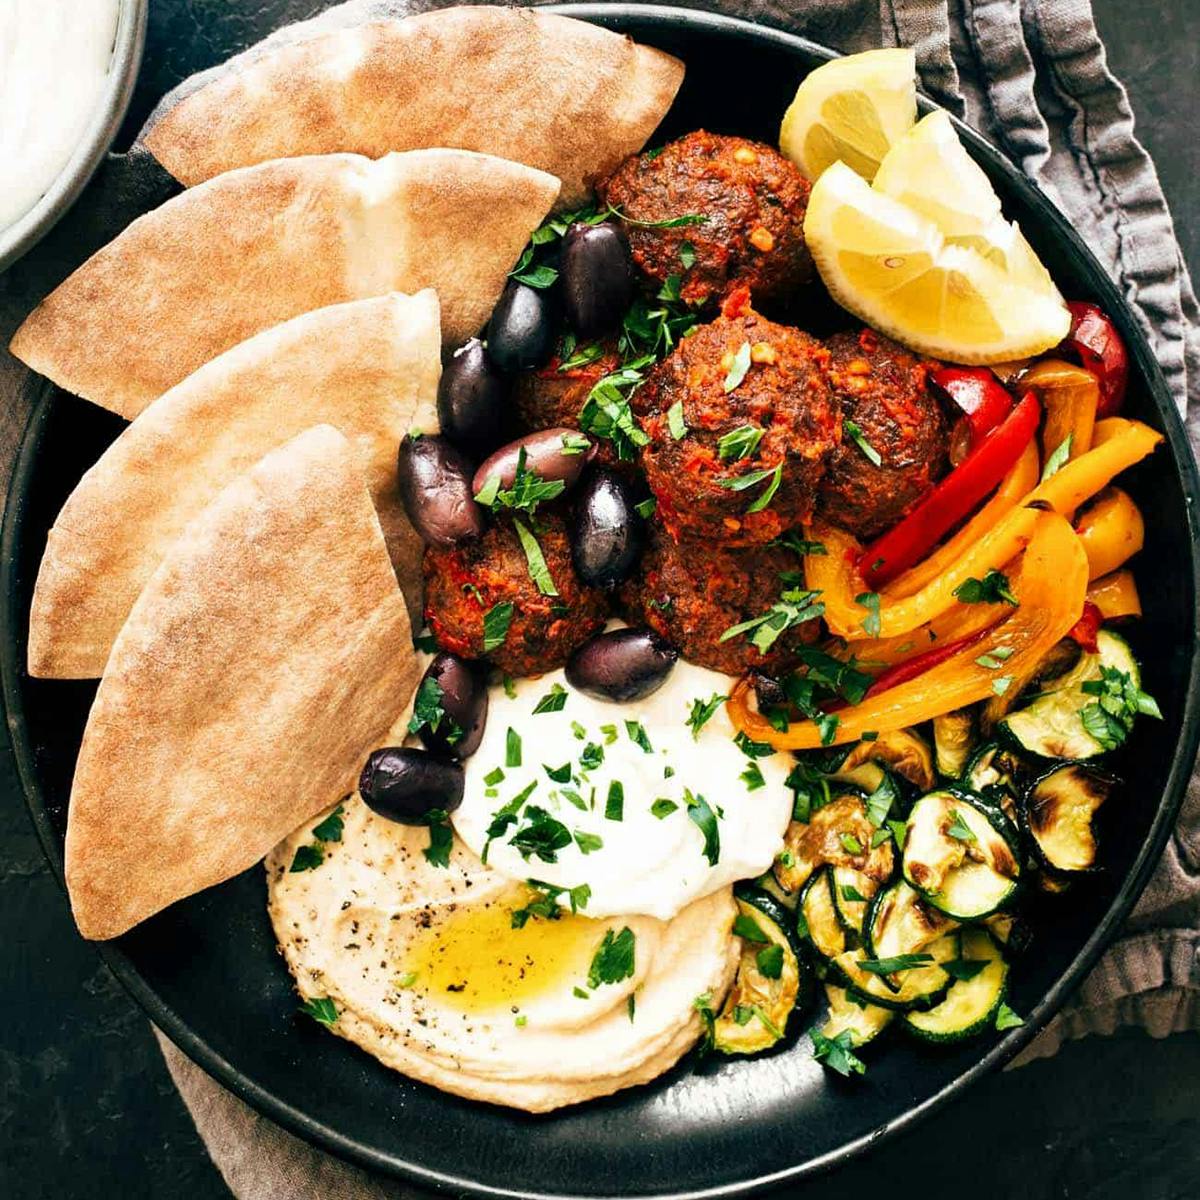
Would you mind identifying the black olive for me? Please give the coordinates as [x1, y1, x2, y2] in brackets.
[749, 670, 787, 711]
[416, 653, 489, 759]
[566, 627, 679, 703]
[487, 280, 556, 372]
[358, 747, 464, 824]
[397, 434, 484, 546]
[560, 221, 635, 339]
[437, 338, 509, 459]
[472, 427, 595, 498]
[570, 467, 644, 587]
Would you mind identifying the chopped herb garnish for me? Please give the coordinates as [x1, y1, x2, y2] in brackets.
[844, 419, 883, 466]
[679, 240, 697, 268]
[482, 602, 514, 652]
[573, 986, 591, 1000]
[289, 844, 324, 873]
[571, 720, 587, 740]
[740, 762, 766, 791]
[588, 926, 636, 987]
[607, 204, 707, 229]
[635, 496, 657, 518]
[625, 720, 654, 754]
[579, 742, 604, 771]
[995, 1002, 1025, 1030]
[395, 971, 418, 988]
[953, 569, 1018, 606]
[975, 647, 1015, 669]
[605, 780, 625, 821]
[774, 531, 828, 557]
[720, 462, 783, 513]
[658, 273, 683, 302]
[533, 683, 568, 714]
[503, 673, 517, 700]
[686, 789, 720, 865]
[483, 767, 505, 788]
[600, 723, 619, 744]
[840, 883, 867, 903]
[732, 914, 769, 942]
[544, 762, 573, 784]
[719, 585, 824, 653]
[1079, 665, 1162, 750]
[1041, 434, 1073, 481]
[723, 341, 752, 392]
[651, 798, 678, 819]
[856, 953, 934, 976]
[865, 775, 898, 829]
[717, 423, 765, 462]
[413, 631, 439, 653]
[562, 788, 588, 811]
[299, 997, 338, 1027]
[515, 1014, 528, 1027]
[312, 804, 345, 844]
[408, 676, 463, 746]
[855, 591, 882, 638]
[627, 994, 637, 1022]
[574, 830, 604, 855]
[510, 806, 572, 863]
[685, 692, 726, 739]
[734, 731, 775, 758]
[423, 812, 453, 868]
[991, 675, 1013, 696]
[511, 879, 591, 928]
[756, 944, 784, 980]
[506, 727, 522, 767]
[667, 399, 688, 439]
[811, 1028, 866, 1077]
[944, 957, 988, 982]
[513, 517, 558, 596]
[693, 992, 717, 1049]
[839, 832, 864, 855]
[476, 448, 567, 517]
[887, 818, 909, 850]
[557, 343, 605, 373]
[507, 245, 558, 289]
[946, 809, 977, 842]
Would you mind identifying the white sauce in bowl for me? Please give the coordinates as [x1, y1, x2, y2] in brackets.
[0, 1, 119, 232]
[452, 660, 794, 921]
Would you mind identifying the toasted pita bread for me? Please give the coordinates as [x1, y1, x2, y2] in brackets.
[141, 7, 683, 209]
[10, 149, 558, 418]
[64, 425, 418, 940]
[27, 292, 440, 680]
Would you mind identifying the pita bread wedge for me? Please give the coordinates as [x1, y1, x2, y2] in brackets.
[27, 291, 440, 680]
[141, 6, 683, 209]
[64, 425, 418, 941]
[10, 149, 558, 418]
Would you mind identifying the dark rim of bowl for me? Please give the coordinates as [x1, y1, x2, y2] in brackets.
[0, 0, 147, 274]
[2, 5, 1198, 1197]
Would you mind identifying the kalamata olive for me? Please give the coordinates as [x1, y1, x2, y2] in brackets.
[750, 670, 787, 711]
[570, 467, 644, 587]
[560, 221, 635, 339]
[359, 747, 464, 824]
[487, 280, 555, 372]
[397, 434, 484, 546]
[415, 652, 489, 759]
[472, 428, 595, 498]
[566, 627, 679, 703]
[437, 338, 509, 458]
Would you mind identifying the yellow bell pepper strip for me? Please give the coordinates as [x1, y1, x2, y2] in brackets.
[837, 600, 1005, 672]
[729, 513, 1088, 749]
[1087, 569, 1142, 620]
[1075, 487, 1144, 579]
[807, 419, 1162, 642]
[882, 441, 1040, 600]
[1021, 359, 1099, 467]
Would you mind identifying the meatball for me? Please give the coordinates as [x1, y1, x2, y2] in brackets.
[423, 511, 608, 676]
[634, 299, 838, 545]
[618, 525, 820, 676]
[512, 337, 620, 433]
[817, 329, 949, 540]
[598, 131, 814, 308]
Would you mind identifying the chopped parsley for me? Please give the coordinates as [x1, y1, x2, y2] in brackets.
[975, 647, 1015, 669]
[635, 496, 657, 519]
[839, 832, 864, 855]
[995, 1002, 1025, 1030]
[732, 913, 768, 942]
[811, 1028, 866, 1077]
[679, 240, 697, 268]
[651, 798, 678, 819]
[717, 423, 764, 462]
[774, 532, 828, 557]
[723, 341, 752, 392]
[685, 692, 726, 739]
[607, 205, 707, 229]
[953, 569, 1019, 606]
[511, 879, 591, 928]
[570, 720, 587, 740]
[667, 399, 688, 439]
[719, 461, 783, 514]
[946, 809, 977, 842]
[992, 675, 1014, 696]
[543, 762, 573, 784]
[1041, 434, 1073, 481]
[944, 956, 988, 982]
[311, 804, 345, 844]
[482, 602, 514, 652]
[533, 683, 568, 713]
[600, 723, 619, 745]
[509, 806, 572, 863]
[512, 517, 558, 596]
[560, 432, 593, 455]
[579, 366, 652, 462]
[289, 844, 324, 873]
[588, 926, 636, 987]
[299, 997, 338, 1027]
[574, 830, 604, 855]
[693, 992, 717, 1049]
[855, 591, 882, 638]
[625, 720, 654, 754]
[605, 780, 625, 821]
[865, 775, 898, 829]
[719, 585, 824, 653]
[856, 953, 934, 976]
[481, 780, 537, 862]
[423, 810, 453, 868]
[506, 727, 522, 767]
[474, 448, 567, 517]
[686, 789, 720, 865]
[740, 762, 766, 791]
[756, 944, 784, 980]
[483, 767, 505, 787]
[734, 731, 775, 758]
[408, 676, 463, 745]
[579, 742, 604, 771]
[1079, 665, 1161, 750]
[843, 419, 883, 466]
[507, 245, 558, 289]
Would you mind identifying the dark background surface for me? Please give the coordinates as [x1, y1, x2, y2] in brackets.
[1, 2, 1198, 1198]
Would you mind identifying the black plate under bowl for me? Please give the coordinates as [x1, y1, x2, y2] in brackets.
[3, 6, 1199, 1197]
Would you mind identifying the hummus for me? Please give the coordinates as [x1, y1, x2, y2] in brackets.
[268, 795, 738, 1112]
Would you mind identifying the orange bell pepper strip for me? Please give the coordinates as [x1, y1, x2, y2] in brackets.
[837, 594, 1007, 672]
[806, 419, 1161, 642]
[883, 441, 1040, 600]
[1075, 487, 1144, 579]
[1087, 569, 1142, 620]
[1022, 358, 1099, 466]
[729, 512, 1088, 748]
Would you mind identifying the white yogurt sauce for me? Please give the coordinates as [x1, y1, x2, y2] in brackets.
[452, 660, 794, 921]
[0, 1, 119, 232]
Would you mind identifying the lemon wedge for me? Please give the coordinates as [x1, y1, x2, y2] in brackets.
[780, 48, 917, 182]
[804, 161, 1071, 363]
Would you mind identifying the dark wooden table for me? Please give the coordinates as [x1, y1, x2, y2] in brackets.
[1, 3, 1197, 1197]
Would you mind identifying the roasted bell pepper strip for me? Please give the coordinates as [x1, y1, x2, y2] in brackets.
[882, 441, 1039, 600]
[807, 419, 1162, 641]
[863, 627, 995, 696]
[1075, 486, 1144, 578]
[1066, 601, 1104, 653]
[859, 391, 1041, 588]
[730, 513, 1089, 748]
[1087, 569, 1142, 620]
[1062, 301, 1128, 417]
[842, 597, 1007, 672]
[931, 367, 1014, 447]
[1021, 358, 1099, 468]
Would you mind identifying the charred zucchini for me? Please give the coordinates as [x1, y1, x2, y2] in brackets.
[819, 982, 894, 1047]
[999, 630, 1142, 760]
[964, 743, 1025, 817]
[901, 928, 1009, 1043]
[830, 865, 881, 939]
[830, 729, 936, 794]
[713, 886, 810, 1055]
[1022, 762, 1118, 873]
[902, 791, 1021, 920]
[934, 709, 977, 779]
[774, 793, 894, 895]
[798, 868, 847, 959]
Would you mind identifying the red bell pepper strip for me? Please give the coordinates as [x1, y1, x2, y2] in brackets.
[863, 627, 996, 698]
[931, 366, 1014, 447]
[1062, 301, 1128, 417]
[859, 390, 1042, 589]
[1066, 600, 1103, 653]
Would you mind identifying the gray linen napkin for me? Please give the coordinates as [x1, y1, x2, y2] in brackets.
[125, 0, 1198, 1188]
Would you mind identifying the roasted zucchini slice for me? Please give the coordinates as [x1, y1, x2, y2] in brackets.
[902, 790, 1021, 920]
[830, 865, 883, 939]
[866, 878, 959, 961]
[713, 886, 810, 1055]
[1000, 630, 1140, 759]
[1022, 762, 1118, 873]
[834, 931, 958, 1012]
[983, 911, 1032, 955]
[830, 729, 936, 793]
[934, 709, 977, 779]
[901, 928, 1009, 1043]
[774, 792, 894, 894]
[963, 743, 1025, 820]
[819, 982, 894, 1047]
[798, 868, 847, 959]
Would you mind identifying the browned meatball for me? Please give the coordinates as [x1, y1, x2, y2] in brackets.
[512, 338, 620, 432]
[634, 298, 838, 545]
[598, 131, 814, 308]
[423, 511, 608, 677]
[617, 525, 821, 676]
[817, 329, 949, 540]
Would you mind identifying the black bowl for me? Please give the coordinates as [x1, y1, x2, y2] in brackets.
[3, 6, 1198, 1198]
